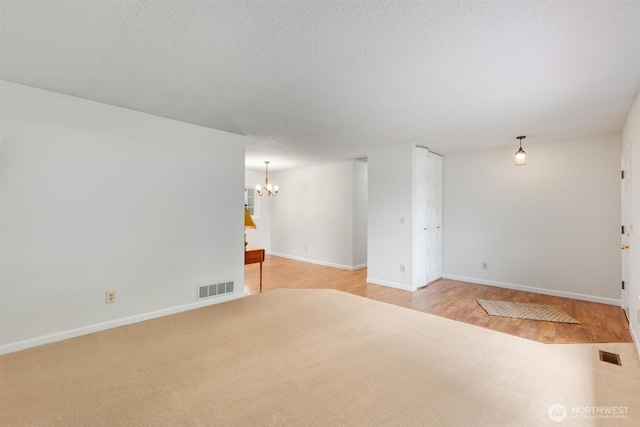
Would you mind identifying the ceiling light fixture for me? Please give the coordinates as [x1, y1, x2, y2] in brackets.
[515, 136, 527, 166]
[256, 161, 279, 196]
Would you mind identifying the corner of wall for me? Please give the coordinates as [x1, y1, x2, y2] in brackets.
[623, 89, 640, 353]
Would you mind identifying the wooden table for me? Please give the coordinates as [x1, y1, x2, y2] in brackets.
[244, 247, 265, 292]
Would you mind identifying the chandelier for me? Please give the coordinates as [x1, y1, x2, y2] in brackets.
[256, 161, 279, 196]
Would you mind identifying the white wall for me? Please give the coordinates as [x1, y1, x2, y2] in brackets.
[244, 168, 272, 252]
[270, 161, 366, 270]
[0, 82, 246, 354]
[367, 144, 414, 289]
[623, 90, 640, 352]
[443, 133, 622, 304]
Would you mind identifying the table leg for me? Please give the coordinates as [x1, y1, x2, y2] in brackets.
[259, 260, 263, 292]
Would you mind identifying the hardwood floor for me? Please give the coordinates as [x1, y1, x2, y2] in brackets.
[244, 255, 632, 344]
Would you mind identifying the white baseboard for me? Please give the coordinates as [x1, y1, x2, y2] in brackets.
[366, 277, 413, 291]
[367, 276, 442, 292]
[0, 292, 245, 355]
[270, 252, 366, 271]
[443, 274, 621, 306]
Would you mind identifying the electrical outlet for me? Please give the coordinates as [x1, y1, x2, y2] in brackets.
[637, 309, 640, 325]
[400, 264, 405, 273]
[482, 262, 488, 270]
[105, 291, 116, 304]
[400, 217, 405, 225]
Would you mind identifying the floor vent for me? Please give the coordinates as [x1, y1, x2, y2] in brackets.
[599, 350, 622, 366]
[198, 281, 234, 300]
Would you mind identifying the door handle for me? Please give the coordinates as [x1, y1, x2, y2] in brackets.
[621, 244, 630, 250]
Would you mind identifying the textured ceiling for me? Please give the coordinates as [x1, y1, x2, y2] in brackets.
[1, 0, 639, 170]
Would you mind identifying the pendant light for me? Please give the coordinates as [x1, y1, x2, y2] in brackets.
[256, 161, 279, 196]
[515, 136, 527, 166]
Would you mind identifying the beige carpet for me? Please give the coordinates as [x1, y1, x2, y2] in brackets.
[1, 289, 639, 426]
[477, 299, 581, 324]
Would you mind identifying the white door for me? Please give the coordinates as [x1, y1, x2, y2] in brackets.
[424, 152, 443, 283]
[622, 145, 631, 316]
[413, 148, 443, 288]
[429, 153, 444, 281]
[414, 148, 428, 287]
[425, 151, 436, 283]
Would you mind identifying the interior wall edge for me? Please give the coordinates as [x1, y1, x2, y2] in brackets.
[630, 323, 640, 361]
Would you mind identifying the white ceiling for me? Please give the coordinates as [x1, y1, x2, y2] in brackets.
[1, 1, 639, 171]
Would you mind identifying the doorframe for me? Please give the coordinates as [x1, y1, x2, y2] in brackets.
[622, 145, 630, 317]
[620, 138, 633, 323]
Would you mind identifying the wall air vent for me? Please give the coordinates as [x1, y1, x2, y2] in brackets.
[197, 281, 234, 300]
